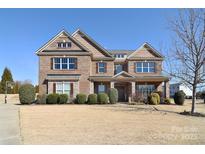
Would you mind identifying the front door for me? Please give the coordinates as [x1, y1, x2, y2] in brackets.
[115, 86, 126, 102]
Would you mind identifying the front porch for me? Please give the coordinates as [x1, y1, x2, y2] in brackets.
[92, 81, 169, 102]
[89, 72, 170, 103]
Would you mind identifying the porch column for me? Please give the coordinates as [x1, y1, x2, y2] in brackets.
[128, 82, 136, 103]
[90, 81, 94, 94]
[110, 81, 114, 88]
[164, 81, 170, 98]
[131, 82, 136, 95]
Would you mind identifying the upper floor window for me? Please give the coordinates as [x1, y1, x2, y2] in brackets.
[97, 62, 106, 73]
[53, 57, 77, 70]
[135, 62, 155, 73]
[114, 54, 126, 58]
[114, 64, 123, 74]
[57, 42, 72, 48]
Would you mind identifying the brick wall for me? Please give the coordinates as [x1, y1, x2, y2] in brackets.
[39, 55, 91, 95]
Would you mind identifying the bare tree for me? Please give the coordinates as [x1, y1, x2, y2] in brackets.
[167, 9, 205, 114]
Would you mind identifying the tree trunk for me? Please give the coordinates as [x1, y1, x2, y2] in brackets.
[191, 85, 196, 114]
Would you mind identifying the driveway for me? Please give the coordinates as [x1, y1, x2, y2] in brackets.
[0, 97, 21, 144]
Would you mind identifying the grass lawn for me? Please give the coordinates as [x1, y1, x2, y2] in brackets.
[19, 100, 205, 144]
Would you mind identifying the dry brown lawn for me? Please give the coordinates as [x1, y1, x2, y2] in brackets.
[19, 101, 205, 145]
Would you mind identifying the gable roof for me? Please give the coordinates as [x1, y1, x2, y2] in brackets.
[112, 71, 135, 78]
[72, 29, 113, 57]
[36, 29, 90, 54]
[127, 42, 164, 59]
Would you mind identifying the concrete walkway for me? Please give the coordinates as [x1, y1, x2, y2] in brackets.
[0, 103, 21, 144]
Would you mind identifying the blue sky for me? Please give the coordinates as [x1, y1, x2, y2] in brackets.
[0, 9, 177, 85]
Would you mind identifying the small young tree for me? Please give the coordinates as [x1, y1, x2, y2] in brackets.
[13, 81, 22, 94]
[0, 67, 14, 94]
[167, 9, 205, 114]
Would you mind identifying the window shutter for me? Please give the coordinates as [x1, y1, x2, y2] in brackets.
[104, 63, 107, 73]
[70, 83, 73, 98]
[74, 58, 78, 69]
[134, 62, 136, 73]
[96, 63, 98, 73]
[53, 83, 56, 93]
[51, 58, 53, 70]
[154, 62, 156, 73]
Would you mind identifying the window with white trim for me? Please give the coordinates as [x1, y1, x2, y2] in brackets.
[136, 84, 156, 98]
[135, 62, 155, 73]
[57, 42, 72, 48]
[114, 64, 123, 74]
[54, 58, 61, 69]
[98, 62, 106, 73]
[53, 58, 77, 70]
[114, 54, 126, 58]
[56, 82, 71, 96]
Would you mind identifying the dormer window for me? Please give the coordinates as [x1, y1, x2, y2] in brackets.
[57, 42, 72, 48]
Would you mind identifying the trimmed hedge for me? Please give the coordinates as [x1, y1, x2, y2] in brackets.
[108, 88, 118, 104]
[88, 94, 97, 104]
[174, 90, 185, 105]
[148, 95, 158, 105]
[19, 84, 35, 104]
[59, 94, 68, 104]
[148, 93, 160, 105]
[76, 93, 87, 104]
[47, 93, 59, 104]
[97, 93, 109, 104]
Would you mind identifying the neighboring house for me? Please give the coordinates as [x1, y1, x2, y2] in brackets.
[36, 29, 170, 102]
[170, 83, 192, 98]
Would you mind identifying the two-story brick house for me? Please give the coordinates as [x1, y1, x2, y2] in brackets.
[36, 29, 170, 102]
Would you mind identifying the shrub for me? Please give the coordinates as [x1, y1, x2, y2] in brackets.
[148, 93, 160, 105]
[37, 94, 47, 104]
[88, 94, 97, 104]
[152, 93, 160, 104]
[164, 98, 172, 104]
[59, 94, 68, 104]
[201, 91, 205, 99]
[97, 93, 109, 104]
[155, 91, 163, 103]
[76, 93, 87, 104]
[108, 88, 118, 104]
[174, 90, 185, 105]
[47, 93, 59, 104]
[148, 95, 158, 105]
[19, 84, 35, 104]
[196, 91, 202, 99]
